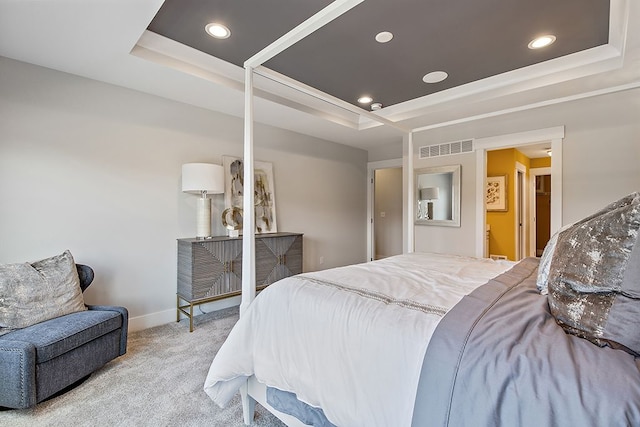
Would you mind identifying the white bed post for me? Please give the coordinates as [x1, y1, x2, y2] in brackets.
[240, 66, 256, 317]
[407, 131, 415, 253]
[240, 65, 257, 426]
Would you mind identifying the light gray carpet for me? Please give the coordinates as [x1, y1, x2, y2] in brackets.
[0, 306, 286, 426]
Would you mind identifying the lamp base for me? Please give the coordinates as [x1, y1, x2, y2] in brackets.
[196, 197, 212, 239]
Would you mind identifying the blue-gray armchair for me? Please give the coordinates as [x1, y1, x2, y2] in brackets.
[0, 264, 128, 409]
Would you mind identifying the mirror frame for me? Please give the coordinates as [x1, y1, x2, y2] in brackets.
[415, 164, 461, 227]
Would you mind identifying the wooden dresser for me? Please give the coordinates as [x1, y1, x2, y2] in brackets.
[177, 232, 303, 331]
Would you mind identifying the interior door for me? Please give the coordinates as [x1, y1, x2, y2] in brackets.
[373, 167, 403, 260]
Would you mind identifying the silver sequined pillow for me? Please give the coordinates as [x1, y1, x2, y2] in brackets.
[547, 192, 640, 355]
[0, 250, 86, 335]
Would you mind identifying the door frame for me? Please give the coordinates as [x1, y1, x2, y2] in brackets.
[515, 161, 527, 260]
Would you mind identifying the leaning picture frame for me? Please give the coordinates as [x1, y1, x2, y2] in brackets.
[222, 156, 278, 234]
[486, 175, 508, 212]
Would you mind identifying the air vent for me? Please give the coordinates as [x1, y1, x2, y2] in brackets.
[419, 139, 473, 159]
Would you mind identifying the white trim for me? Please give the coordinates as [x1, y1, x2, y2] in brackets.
[254, 66, 411, 133]
[410, 82, 640, 133]
[474, 127, 564, 258]
[515, 162, 527, 260]
[367, 159, 403, 261]
[376, 43, 623, 124]
[550, 138, 563, 234]
[475, 149, 487, 258]
[474, 127, 565, 150]
[129, 296, 243, 333]
[609, 0, 630, 56]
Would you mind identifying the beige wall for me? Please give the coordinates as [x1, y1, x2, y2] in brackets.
[0, 57, 368, 330]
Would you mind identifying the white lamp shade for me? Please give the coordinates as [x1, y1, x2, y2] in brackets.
[419, 187, 439, 201]
[182, 163, 224, 194]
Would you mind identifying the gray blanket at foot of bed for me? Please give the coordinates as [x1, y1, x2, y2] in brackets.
[412, 257, 640, 427]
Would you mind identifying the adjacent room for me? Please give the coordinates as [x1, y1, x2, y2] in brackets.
[1, 0, 639, 425]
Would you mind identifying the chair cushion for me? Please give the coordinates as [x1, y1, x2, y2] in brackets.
[0, 309, 122, 363]
[0, 250, 86, 335]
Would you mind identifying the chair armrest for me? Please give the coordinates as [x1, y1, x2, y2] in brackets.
[0, 339, 36, 409]
[76, 264, 94, 292]
[86, 305, 129, 356]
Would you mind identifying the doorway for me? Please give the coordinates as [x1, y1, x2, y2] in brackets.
[367, 159, 403, 261]
[474, 126, 564, 259]
[486, 150, 551, 261]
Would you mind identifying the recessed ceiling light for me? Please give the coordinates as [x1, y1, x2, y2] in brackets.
[371, 102, 383, 110]
[375, 31, 393, 43]
[422, 71, 448, 84]
[205, 23, 231, 39]
[358, 96, 373, 104]
[528, 35, 556, 49]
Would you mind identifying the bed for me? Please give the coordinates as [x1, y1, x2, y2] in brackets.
[204, 192, 640, 426]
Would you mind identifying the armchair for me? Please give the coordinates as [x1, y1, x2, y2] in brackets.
[0, 264, 128, 409]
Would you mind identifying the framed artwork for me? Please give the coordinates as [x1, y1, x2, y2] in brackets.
[486, 175, 507, 211]
[222, 156, 277, 234]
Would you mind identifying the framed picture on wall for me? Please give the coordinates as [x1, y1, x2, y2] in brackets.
[486, 175, 507, 212]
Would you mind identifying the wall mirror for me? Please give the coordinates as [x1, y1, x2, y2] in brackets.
[415, 164, 461, 227]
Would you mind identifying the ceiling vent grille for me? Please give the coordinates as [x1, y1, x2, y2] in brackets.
[419, 139, 474, 159]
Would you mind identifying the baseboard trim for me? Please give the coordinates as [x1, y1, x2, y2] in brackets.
[128, 296, 242, 332]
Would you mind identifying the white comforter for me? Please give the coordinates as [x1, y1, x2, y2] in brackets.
[204, 252, 514, 427]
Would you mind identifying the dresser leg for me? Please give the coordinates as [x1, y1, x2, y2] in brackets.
[189, 303, 194, 332]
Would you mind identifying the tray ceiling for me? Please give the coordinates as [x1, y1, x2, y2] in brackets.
[147, 0, 610, 111]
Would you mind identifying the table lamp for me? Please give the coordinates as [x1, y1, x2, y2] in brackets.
[419, 187, 439, 220]
[182, 163, 225, 239]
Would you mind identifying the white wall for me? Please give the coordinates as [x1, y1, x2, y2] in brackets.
[406, 87, 640, 256]
[0, 57, 368, 330]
